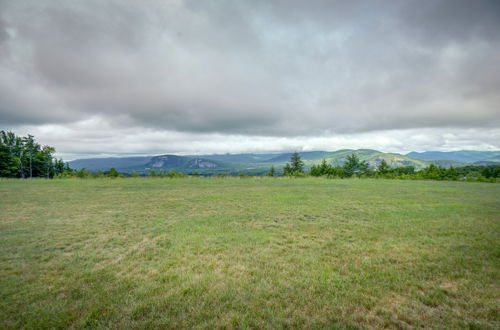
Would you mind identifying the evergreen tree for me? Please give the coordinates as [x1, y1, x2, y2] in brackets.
[0, 144, 17, 177]
[106, 167, 120, 178]
[310, 159, 333, 176]
[24, 135, 36, 178]
[1, 131, 25, 178]
[284, 152, 304, 176]
[310, 163, 320, 176]
[290, 152, 304, 173]
[42, 146, 55, 178]
[267, 165, 276, 176]
[54, 159, 65, 175]
[377, 159, 389, 174]
[343, 154, 368, 177]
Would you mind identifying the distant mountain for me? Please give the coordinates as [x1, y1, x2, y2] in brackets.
[264, 151, 332, 163]
[316, 149, 428, 168]
[195, 149, 429, 169]
[69, 149, 499, 175]
[473, 160, 500, 166]
[186, 153, 279, 163]
[145, 155, 233, 173]
[406, 150, 500, 163]
[69, 156, 151, 171]
[69, 154, 236, 174]
[426, 159, 469, 168]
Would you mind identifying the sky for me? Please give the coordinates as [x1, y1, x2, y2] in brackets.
[1, 0, 499, 160]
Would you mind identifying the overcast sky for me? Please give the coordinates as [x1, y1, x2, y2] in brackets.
[1, 0, 499, 159]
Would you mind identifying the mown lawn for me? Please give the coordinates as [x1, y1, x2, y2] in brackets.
[0, 178, 499, 329]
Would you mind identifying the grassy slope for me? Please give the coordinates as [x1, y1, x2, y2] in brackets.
[0, 178, 499, 329]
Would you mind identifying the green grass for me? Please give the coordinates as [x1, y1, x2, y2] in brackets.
[1, 178, 499, 329]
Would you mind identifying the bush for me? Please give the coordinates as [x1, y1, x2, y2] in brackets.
[165, 170, 187, 178]
[75, 169, 91, 178]
[104, 168, 120, 178]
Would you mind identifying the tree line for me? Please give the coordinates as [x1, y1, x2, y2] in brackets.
[59, 168, 189, 178]
[0, 131, 70, 178]
[274, 152, 500, 182]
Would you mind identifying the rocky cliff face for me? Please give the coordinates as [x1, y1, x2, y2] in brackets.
[190, 158, 217, 168]
[149, 155, 219, 169]
[151, 156, 167, 168]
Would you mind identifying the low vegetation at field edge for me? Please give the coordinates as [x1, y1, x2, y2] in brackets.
[0, 178, 499, 329]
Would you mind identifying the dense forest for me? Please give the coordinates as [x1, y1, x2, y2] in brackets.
[0, 131, 70, 178]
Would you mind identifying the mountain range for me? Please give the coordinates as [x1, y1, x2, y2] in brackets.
[68, 149, 500, 175]
[406, 151, 500, 165]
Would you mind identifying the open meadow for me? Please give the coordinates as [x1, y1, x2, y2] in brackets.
[1, 178, 499, 329]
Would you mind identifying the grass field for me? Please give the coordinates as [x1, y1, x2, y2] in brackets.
[1, 178, 499, 329]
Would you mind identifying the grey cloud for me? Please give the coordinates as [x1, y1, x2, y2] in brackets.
[400, 0, 500, 44]
[10, 122, 500, 160]
[0, 0, 499, 138]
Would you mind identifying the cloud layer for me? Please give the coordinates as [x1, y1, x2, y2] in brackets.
[1, 0, 499, 156]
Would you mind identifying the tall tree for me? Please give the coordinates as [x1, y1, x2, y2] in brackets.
[42, 146, 55, 179]
[0, 130, 67, 178]
[24, 134, 36, 178]
[1, 131, 25, 178]
[0, 144, 17, 177]
[16, 137, 25, 178]
[290, 152, 304, 173]
[284, 152, 304, 176]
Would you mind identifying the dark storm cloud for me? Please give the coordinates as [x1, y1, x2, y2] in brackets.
[0, 0, 499, 136]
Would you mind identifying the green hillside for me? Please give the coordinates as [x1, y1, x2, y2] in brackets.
[407, 150, 500, 163]
[255, 149, 430, 170]
[319, 149, 428, 168]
